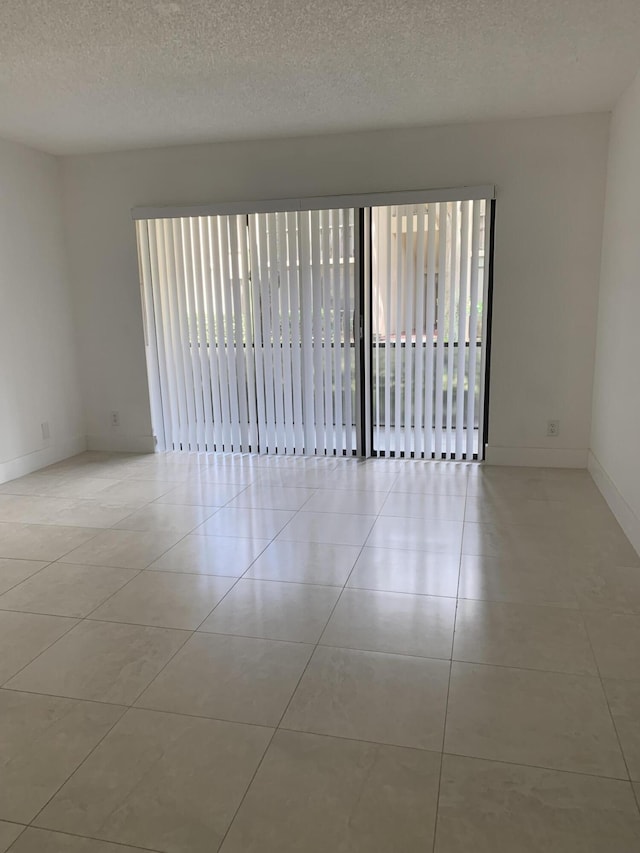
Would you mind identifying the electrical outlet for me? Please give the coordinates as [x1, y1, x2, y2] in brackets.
[41, 421, 50, 441]
[111, 411, 120, 428]
[547, 419, 560, 437]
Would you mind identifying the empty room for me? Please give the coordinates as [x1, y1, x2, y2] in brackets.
[1, 1, 640, 851]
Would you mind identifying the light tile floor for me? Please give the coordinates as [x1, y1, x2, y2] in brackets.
[0, 452, 639, 852]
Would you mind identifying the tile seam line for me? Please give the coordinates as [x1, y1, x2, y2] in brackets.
[431, 477, 467, 852]
[214, 482, 377, 850]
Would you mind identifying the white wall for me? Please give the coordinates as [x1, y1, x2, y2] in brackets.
[590, 68, 640, 553]
[0, 138, 85, 482]
[61, 114, 609, 464]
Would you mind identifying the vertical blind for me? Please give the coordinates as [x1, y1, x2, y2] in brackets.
[371, 199, 489, 459]
[136, 192, 492, 460]
[136, 209, 357, 455]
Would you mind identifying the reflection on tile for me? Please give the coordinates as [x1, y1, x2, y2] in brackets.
[9, 828, 148, 852]
[137, 633, 313, 726]
[6, 620, 188, 704]
[392, 469, 468, 496]
[220, 730, 441, 853]
[584, 612, 640, 679]
[435, 754, 640, 853]
[196, 507, 295, 539]
[0, 611, 77, 684]
[312, 469, 398, 492]
[226, 485, 316, 511]
[0, 563, 137, 618]
[453, 599, 597, 674]
[62, 529, 183, 569]
[445, 662, 626, 777]
[321, 588, 456, 658]
[154, 482, 244, 506]
[245, 540, 361, 585]
[458, 554, 578, 608]
[89, 571, 236, 629]
[381, 492, 465, 521]
[0, 558, 47, 595]
[35, 709, 271, 853]
[277, 511, 376, 547]
[114, 503, 216, 533]
[199, 579, 340, 642]
[603, 679, 640, 781]
[283, 646, 449, 750]
[147, 534, 269, 576]
[0, 690, 123, 823]
[347, 547, 460, 596]
[367, 516, 463, 553]
[0, 523, 98, 562]
[303, 489, 387, 515]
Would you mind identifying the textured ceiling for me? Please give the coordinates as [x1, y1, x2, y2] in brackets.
[1, 0, 640, 154]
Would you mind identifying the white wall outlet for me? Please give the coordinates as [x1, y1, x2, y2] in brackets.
[111, 411, 120, 428]
[547, 419, 560, 437]
[41, 421, 50, 441]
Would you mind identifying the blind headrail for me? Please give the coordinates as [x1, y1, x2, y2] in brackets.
[131, 185, 495, 221]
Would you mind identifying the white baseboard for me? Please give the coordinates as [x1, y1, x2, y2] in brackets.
[86, 433, 156, 453]
[484, 445, 588, 468]
[588, 451, 640, 558]
[0, 435, 87, 485]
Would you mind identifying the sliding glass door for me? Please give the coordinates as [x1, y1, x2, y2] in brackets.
[136, 207, 357, 455]
[370, 199, 490, 459]
[135, 190, 492, 460]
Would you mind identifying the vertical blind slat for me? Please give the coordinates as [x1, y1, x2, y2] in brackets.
[190, 220, 214, 451]
[413, 207, 426, 459]
[228, 215, 249, 450]
[423, 203, 438, 459]
[403, 205, 415, 456]
[310, 211, 325, 455]
[466, 201, 481, 458]
[456, 202, 470, 459]
[218, 218, 241, 450]
[299, 211, 316, 455]
[393, 206, 404, 456]
[276, 213, 295, 453]
[160, 220, 185, 448]
[255, 214, 276, 453]
[268, 213, 286, 452]
[208, 217, 232, 451]
[198, 218, 224, 452]
[477, 200, 491, 456]
[342, 208, 354, 455]
[180, 219, 205, 451]
[371, 212, 381, 453]
[321, 210, 335, 455]
[445, 203, 458, 458]
[384, 209, 392, 456]
[332, 209, 344, 456]
[248, 215, 267, 452]
[171, 219, 197, 450]
[238, 215, 257, 451]
[285, 211, 304, 454]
